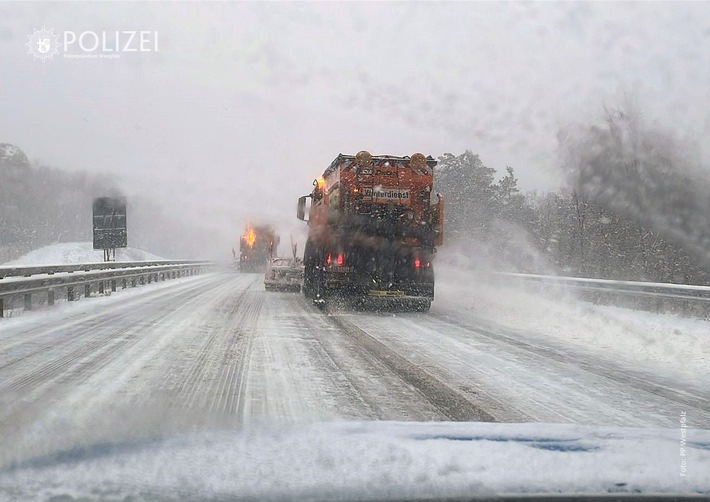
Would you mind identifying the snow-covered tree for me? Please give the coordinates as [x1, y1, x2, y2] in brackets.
[436, 150, 497, 240]
[558, 105, 710, 270]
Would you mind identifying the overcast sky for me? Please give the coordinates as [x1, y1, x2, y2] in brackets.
[1, 1, 709, 254]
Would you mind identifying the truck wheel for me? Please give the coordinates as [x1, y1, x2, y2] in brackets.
[303, 243, 315, 298]
[303, 269, 311, 297]
[313, 266, 327, 308]
[303, 263, 315, 298]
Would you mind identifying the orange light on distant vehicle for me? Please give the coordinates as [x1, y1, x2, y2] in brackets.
[243, 227, 256, 248]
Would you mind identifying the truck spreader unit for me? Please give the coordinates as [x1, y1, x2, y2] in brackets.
[297, 151, 443, 311]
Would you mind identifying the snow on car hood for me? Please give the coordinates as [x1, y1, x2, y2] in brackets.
[1, 421, 708, 501]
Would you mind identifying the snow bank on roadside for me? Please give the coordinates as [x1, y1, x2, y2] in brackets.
[2, 242, 164, 266]
[435, 265, 710, 387]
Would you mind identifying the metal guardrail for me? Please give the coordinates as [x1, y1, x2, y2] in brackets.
[496, 272, 710, 317]
[0, 261, 215, 318]
[0, 260, 212, 280]
[498, 272, 710, 299]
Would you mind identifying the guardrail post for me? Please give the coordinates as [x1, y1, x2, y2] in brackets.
[111, 280, 117, 292]
[85, 284, 91, 298]
[98, 281, 104, 295]
[24, 293, 32, 311]
[68, 286, 75, 301]
[0, 298, 3, 318]
[48, 290, 55, 306]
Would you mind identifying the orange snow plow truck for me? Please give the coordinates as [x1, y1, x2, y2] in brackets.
[297, 151, 443, 311]
[239, 224, 278, 273]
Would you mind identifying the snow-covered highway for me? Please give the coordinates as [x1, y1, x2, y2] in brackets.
[1, 270, 709, 466]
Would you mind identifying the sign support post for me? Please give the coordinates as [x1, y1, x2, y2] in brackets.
[93, 197, 127, 262]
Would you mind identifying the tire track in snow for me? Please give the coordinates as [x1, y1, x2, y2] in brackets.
[0, 274, 222, 357]
[0, 279, 229, 398]
[267, 295, 382, 421]
[0, 274, 252, 465]
[163, 276, 265, 415]
[430, 311, 710, 420]
[339, 309, 710, 428]
[0, 274, 241, 430]
[212, 290, 264, 416]
[0, 274, 224, 374]
[324, 312, 497, 422]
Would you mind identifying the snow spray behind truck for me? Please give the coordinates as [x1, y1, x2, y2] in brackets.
[239, 224, 278, 272]
[297, 151, 443, 311]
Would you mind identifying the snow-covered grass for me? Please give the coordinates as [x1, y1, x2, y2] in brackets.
[2, 242, 164, 266]
[435, 265, 710, 387]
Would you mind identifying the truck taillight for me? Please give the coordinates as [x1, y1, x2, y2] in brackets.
[414, 258, 421, 268]
[326, 253, 344, 267]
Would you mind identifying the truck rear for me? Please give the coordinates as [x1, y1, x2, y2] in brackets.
[239, 224, 278, 273]
[297, 151, 443, 311]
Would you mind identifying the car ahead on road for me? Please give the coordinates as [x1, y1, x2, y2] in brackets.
[264, 256, 304, 292]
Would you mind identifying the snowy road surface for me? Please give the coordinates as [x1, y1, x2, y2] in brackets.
[1, 271, 709, 466]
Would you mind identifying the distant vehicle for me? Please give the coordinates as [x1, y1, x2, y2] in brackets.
[264, 256, 304, 292]
[264, 237, 303, 292]
[297, 151, 443, 311]
[239, 224, 278, 273]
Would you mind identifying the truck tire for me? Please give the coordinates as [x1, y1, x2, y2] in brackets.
[303, 242, 315, 299]
[313, 266, 327, 308]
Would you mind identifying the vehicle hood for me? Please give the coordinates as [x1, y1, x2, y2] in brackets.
[1, 421, 708, 501]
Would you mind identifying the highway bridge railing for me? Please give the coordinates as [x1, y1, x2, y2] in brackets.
[0, 260, 215, 318]
[495, 272, 710, 318]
